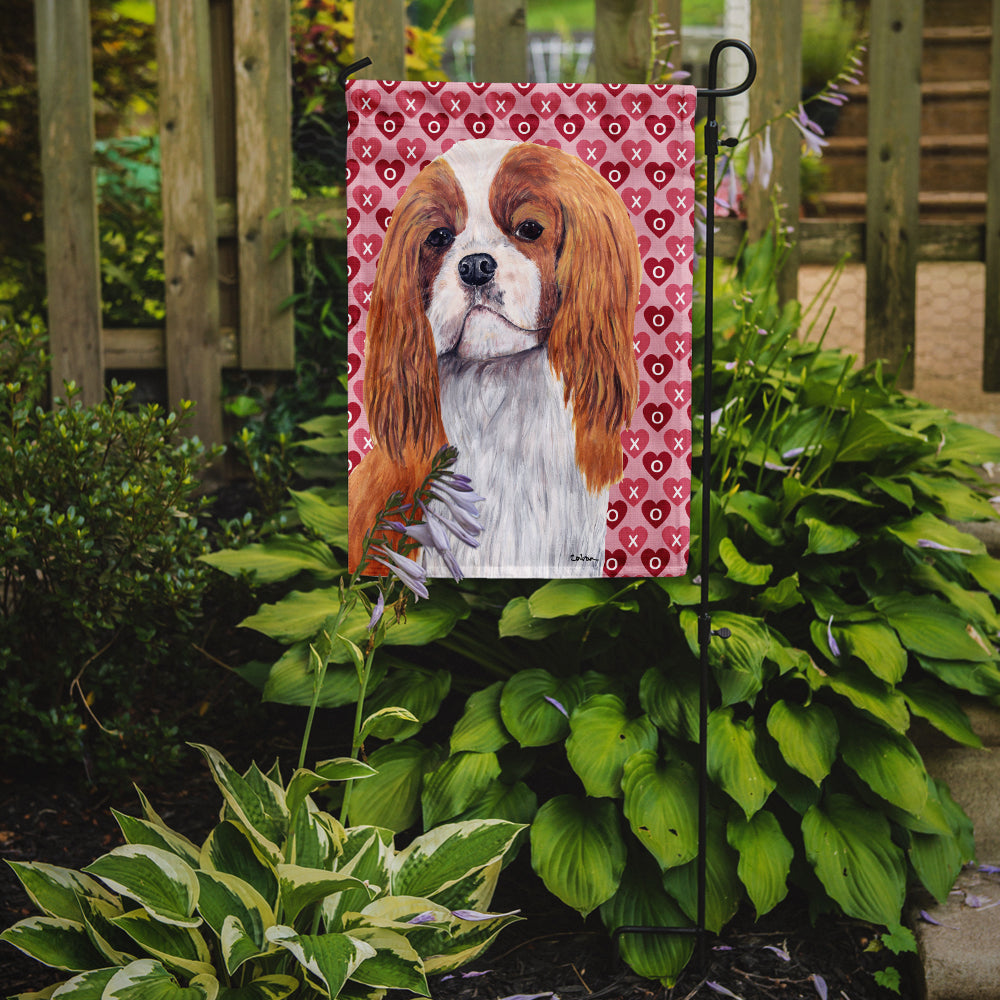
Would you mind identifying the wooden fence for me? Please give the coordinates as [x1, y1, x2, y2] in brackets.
[33, 0, 1000, 445]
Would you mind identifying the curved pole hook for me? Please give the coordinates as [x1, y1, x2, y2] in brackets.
[698, 38, 757, 99]
[338, 57, 373, 90]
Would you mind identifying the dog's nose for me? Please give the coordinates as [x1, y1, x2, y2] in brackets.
[458, 253, 497, 287]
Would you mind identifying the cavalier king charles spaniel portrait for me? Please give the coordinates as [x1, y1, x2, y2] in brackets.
[349, 137, 641, 577]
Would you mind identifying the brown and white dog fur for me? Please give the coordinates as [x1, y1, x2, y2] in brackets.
[349, 138, 640, 577]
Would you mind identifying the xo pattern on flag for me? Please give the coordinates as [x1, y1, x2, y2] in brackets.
[347, 80, 696, 578]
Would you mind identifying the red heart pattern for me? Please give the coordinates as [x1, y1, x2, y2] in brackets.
[346, 79, 696, 578]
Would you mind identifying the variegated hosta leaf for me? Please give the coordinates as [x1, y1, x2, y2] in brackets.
[288, 802, 343, 870]
[765, 700, 838, 786]
[323, 829, 393, 931]
[4, 862, 118, 922]
[529, 795, 626, 917]
[425, 860, 501, 916]
[265, 926, 375, 998]
[83, 846, 200, 928]
[621, 751, 699, 871]
[450, 681, 511, 754]
[391, 820, 524, 901]
[200, 822, 278, 910]
[214, 974, 300, 999]
[565, 695, 658, 798]
[77, 894, 135, 966]
[47, 966, 118, 997]
[422, 907, 522, 975]
[802, 793, 906, 926]
[112, 810, 201, 868]
[345, 926, 429, 995]
[727, 810, 793, 918]
[276, 864, 375, 925]
[190, 745, 287, 863]
[195, 871, 274, 974]
[0, 916, 107, 972]
[285, 760, 375, 823]
[706, 707, 776, 819]
[599, 854, 694, 987]
[110, 908, 214, 979]
[102, 959, 218, 999]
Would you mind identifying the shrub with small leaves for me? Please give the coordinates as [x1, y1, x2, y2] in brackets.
[0, 317, 220, 782]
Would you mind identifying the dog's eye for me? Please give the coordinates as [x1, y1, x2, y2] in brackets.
[425, 227, 455, 248]
[514, 219, 544, 242]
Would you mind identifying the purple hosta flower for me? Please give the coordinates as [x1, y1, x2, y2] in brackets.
[747, 124, 774, 191]
[827, 616, 841, 658]
[791, 104, 828, 157]
[707, 983, 742, 999]
[917, 538, 973, 555]
[367, 589, 385, 631]
[979, 864, 1000, 874]
[763, 944, 791, 962]
[451, 908, 521, 921]
[715, 156, 741, 215]
[428, 477, 485, 540]
[812, 974, 828, 1000]
[407, 911, 438, 925]
[369, 545, 429, 600]
[544, 695, 569, 718]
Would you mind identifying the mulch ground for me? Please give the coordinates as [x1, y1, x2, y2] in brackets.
[1, 742, 913, 1000]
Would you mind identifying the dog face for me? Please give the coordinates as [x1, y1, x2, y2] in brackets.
[363, 138, 641, 490]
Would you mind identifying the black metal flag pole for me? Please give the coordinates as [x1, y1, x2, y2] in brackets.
[613, 38, 756, 973]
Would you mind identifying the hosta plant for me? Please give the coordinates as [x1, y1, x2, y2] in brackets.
[1, 744, 523, 999]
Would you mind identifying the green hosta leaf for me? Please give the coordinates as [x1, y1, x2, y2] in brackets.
[450, 682, 511, 754]
[724, 490, 784, 545]
[103, 959, 218, 999]
[835, 621, 907, 684]
[765, 701, 838, 786]
[200, 535, 341, 584]
[835, 410, 927, 463]
[906, 472, 998, 522]
[639, 664, 699, 742]
[802, 793, 906, 926]
[565, 695, 658, 798]
[839, 718, 929, 816]
[362, 667, 451, 740]
[288, 488, 348, 546]
[901, 680, 982, 748]
[727, 811, 793, 918]
[261, 643, 387, 709]
[421, 751, 502, 828]
[935, 421, 1000, 464]
[707, 708, 776, 818]
[392, 820, 524, 901]
[265, 926, 375, 998]
[112, 812, 201, 868]
[967, 553, 1000, 597]
[916, 655, 1000, 697]
[756, 573, 804, 614]
[453, 779, 538, 827]
[719, 537, 772, 586]
[806, 660, 910, 732]
[277, 865, 374, 925]
[527, 578, 618, 617]
[530, 795, 626, 917]
[497, 597, 564, 639]
[200, 822, 278, 910]
[875, 594, 995, 662]
[600, 854, 694, 987]
[499, 670, 585, 747]
[216, 975, 299, 1000]
[886, 512, 985, 557]
[866, 474, 914, 509]
[83, 846, 200, 928]
[346, 926, 428, 994]
[5, 862, 118, 922]
[661, 811, 741, 933]
[347, 740, 442, 832]
[909, 827, 965, 905]
[111, 909, 214, 978]
[803, 517, 859, 556]
[911, 562, 1000, 633]
[621, 751, 698, 871]
[190, 746, 287, 862]
[195, 871, 273, 973]
[0, 916, 107, 971]
[681, 610, 770, 706]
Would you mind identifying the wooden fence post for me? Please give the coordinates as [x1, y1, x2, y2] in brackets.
[864, 0, 923, 389]
[474, 0, 527, 81]
[34, 0, 104, 405]
[233, 0, 294, 370]
[746, 0, 801, 306]
[594, 0, 653, 83]
[354, 0, 407, 80]
[157, 0, 223, 445]
[983, 0, 1000, 390]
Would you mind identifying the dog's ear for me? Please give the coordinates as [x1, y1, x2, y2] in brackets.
[363, 162, 453, 465]
[547, 154, 641, 491]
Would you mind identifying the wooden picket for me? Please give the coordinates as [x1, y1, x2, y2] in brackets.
[30, 0, 1000, 448]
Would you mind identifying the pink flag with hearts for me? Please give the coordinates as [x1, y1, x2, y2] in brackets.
[347, 80, 697, 579]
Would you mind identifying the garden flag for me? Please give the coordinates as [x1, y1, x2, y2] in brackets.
[346, 80, 697, 579]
